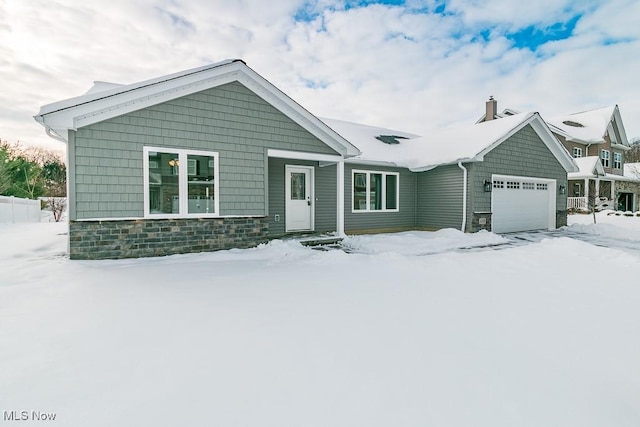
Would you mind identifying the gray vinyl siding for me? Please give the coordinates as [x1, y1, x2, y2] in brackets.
[267, 158, 337, 237]
[416, 164, 464, 230]
[467, 124, 568, 227]
[71, 81, 338, 220]
[344, 164, 416, 232]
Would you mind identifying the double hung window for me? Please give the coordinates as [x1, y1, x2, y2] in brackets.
[613, 152, 622, 169]
[600, 149, 610, 168]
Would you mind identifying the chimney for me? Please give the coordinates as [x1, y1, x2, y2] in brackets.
[485, 96, 497, 121]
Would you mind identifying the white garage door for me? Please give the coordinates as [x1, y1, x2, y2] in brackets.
[491, 175, 556, 233]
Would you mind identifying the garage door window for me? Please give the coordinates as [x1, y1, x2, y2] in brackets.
[537, 183, 548, 191]
[507, 181, 520, 189]
[523, 182, 535, 190]
[493, 180, 504, 189]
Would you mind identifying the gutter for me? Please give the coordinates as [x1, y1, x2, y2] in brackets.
[457, 162, 468, 232]
[45, 126, 68, 144]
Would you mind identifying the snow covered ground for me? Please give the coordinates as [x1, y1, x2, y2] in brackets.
[1, 213, 640, 426]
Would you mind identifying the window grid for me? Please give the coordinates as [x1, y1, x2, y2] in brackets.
[572, 147, 582, 158]
[613, 152, 622, 169]
[600, 149, 610, 168]
[506, 181, 520, 189]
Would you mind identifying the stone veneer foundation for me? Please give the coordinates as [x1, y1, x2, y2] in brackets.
[69, 217, 268, 260]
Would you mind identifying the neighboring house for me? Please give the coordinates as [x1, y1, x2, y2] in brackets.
[480, 98, 640, 212]
[35, 60, 576, 259]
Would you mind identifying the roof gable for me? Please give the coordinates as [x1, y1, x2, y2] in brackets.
[323, 113, 577, 173]
[568, 156, 606, 179]
[34, 60, 360, 157]
[411, 112, 578, 172]
[546, 105, 629, 147]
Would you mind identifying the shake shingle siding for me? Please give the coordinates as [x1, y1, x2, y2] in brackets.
[416, 164, 464, 230]
[467, 124, 567, 222]
[71, 82, 338, 220]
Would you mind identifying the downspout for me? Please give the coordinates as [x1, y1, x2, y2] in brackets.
[457, 162, 468, 232]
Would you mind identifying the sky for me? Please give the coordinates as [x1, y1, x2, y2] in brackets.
[1, 0, 639, 154]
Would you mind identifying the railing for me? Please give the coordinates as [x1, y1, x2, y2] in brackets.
[567, 197, 588, 210]
[0, 195, 41, 223]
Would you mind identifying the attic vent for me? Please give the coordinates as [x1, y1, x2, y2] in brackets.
[562, 120, 585, 128]
[375, 135, 408, 145]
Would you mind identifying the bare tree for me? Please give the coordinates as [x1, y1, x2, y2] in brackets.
[47, 197, 66, 222]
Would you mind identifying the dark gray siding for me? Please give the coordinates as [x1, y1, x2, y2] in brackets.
[468, 124, 568, 229]
[416, 164, 464, 230]
[267, 158, 337, 237]
[344, 164, 417, 233]
[71, 81, 338, 220]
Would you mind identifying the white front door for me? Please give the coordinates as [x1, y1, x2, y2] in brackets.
[285, 165, 313, 232]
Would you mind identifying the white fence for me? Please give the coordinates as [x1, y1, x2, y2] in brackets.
[567, 196, 588, 210]
[0, 195, 41, 223]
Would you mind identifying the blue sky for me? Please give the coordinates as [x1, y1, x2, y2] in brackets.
[1, 0, 639, 151]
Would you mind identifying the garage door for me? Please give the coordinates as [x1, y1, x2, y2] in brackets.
[491, 175, 555, 233]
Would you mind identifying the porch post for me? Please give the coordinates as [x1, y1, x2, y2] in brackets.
[595, 178, 600, 199]
[337, 160, 345, 236]
[611, 180, 615, 200]
[584, 178, 589, 210]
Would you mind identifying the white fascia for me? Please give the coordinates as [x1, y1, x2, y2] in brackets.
[236, 68, 360, 158]
[35, 61, 361, 159]
[345, 158, 401, 168]
[267, 149, 343, 163]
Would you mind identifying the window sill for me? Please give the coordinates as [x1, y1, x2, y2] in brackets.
[351, 209, 400, 214]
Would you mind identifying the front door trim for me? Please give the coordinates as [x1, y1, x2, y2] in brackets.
[285, 164, 314, 232]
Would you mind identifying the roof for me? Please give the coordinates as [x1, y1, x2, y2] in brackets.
[544, 105, 629, 147]
[624, 163, 640, 180]
[324, 112, 578, 173]
[568, 156, 606, 179]
[34, 60, 361, 158]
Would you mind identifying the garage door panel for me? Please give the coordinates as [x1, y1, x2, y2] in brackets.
[492, 177, 554, 233]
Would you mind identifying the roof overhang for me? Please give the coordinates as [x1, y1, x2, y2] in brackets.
[34, 60, 360, 158]
[489, 113, 579, 173]
[418, 113, 579, 173]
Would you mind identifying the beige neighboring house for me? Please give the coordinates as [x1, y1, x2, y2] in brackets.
[480, 99, 640, 212]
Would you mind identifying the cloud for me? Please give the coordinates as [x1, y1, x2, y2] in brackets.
[1, 0, 639, 154]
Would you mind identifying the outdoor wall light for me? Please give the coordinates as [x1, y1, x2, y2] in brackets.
[483, 180, 492, 192]
[559, 185, 566, 195]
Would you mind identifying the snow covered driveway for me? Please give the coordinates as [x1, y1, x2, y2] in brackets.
[1, 214, 640, 427]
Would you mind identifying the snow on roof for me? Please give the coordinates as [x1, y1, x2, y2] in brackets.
[323, 113, 560, 171]
[624, 163, 640, 180]
[407, 112, 538, 170]
[84, 81, 125, 95]
[37, 59, 240, 116]
[320, 117, 421, 166]
[546, 106, 615, 144]
[568, 156, 605, 179]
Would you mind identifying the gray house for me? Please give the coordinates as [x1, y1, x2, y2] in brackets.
[35, 60, 577, 259]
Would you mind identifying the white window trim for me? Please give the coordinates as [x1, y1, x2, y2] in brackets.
[600, 149, 610, 168]
[572, 147, 582, 158]
[143, 146, 220, 219]
[613, 152, 622, 169]
[351, 169, 400, 213]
